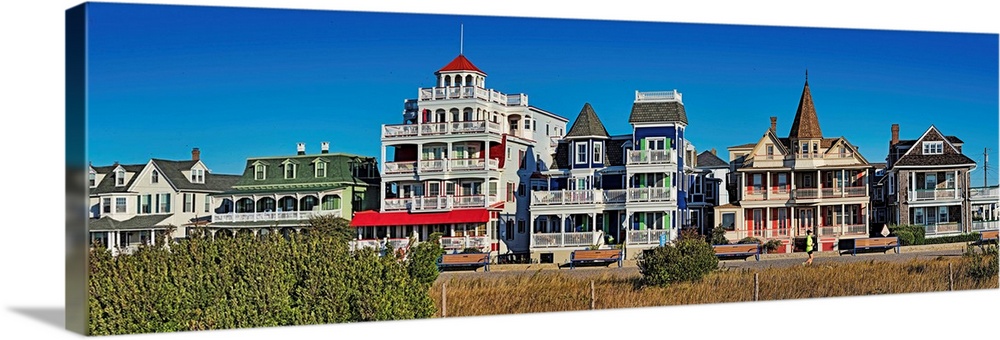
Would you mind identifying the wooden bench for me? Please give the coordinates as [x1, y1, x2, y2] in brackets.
[839, 237, 899, 256]
[713, 244, 761, 261]
[569, 249, 623, 269]
[437, 253, 490, 272]
[975, 229, 999, 250]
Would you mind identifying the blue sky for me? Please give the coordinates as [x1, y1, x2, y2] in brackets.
[85, 2, 999, 186]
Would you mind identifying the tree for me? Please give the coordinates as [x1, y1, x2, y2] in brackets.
[307, 215, 355, 243]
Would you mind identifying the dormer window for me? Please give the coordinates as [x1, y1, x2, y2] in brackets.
[151, 170, 159, 184]
[254, 164, 266, 180]
[191, 169, 204, 183]
[89, 171, 96, 187]
[922, 141, 943, 155]
[284, 163, 296, 179]
[115, 168, 125, 186]
[315, 161, 327, 178]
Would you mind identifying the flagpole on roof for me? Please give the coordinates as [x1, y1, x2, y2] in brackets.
[460, 23, 464, 55]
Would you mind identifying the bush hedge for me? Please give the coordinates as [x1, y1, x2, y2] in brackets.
[888, 225, 925, 246]
[637, 230, 718, 287]
[88, 217, 438, 336]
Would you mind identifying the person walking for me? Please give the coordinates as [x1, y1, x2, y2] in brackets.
[803, 229, 815, 266]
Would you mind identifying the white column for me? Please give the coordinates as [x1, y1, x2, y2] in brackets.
[765, 171, 771, 199]
[764, 207, 770, 235]
[417, 144, 424, 175]
[841, 203, 846, 236]
[954, 170, 959, 199]
[380, 146, 387, 175]
[483, 138, 491, 171]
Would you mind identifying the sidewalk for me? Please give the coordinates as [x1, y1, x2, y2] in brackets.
[476, 242, 973, 272]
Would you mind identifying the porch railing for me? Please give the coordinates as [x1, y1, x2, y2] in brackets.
[792, 188, 819, 199]
[626, 229, 670, 245]
[912, 188, 957, 201]
[972, 220, 1000, 231]
[440, 236, 489, 250]
[627, 149, 676, 165]
[970, 187, 1000, 200]
[923, 222, 962, 235]
[531, 232, 599, 248]
[627, 187, 675, 202]
[212, 209, 342, 223]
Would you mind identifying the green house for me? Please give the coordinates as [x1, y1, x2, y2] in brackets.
[206, 143, 380, 237]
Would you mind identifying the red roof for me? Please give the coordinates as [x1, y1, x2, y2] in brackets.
[350, 209, 490, 227]
[437, 54, 486, 74]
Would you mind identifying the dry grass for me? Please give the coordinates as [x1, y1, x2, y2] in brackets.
[428, 257, 998, 317]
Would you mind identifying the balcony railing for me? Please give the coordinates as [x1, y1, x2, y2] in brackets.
[970, 187, 999, 200]
[382, 120, 503, 139]
[530, 189, 629, 206]
[440, 236, 490, 250]
[972, 220, 1000, 231]
[384, 161, 417, 174]
[912, 188, 957, 201]
[383, 195, 495, 212]
[627, 229, 670, 245]
[792, 188, 819, 199]
[635, 90, 682, 103]
[627, 149, 676, 165]
[531, 232, 599, 248]
[627, 187, 675, 202]
[212, 209, 342, 223]
[923, 222, 962, 235]
[388, 158, 499, 174]
[418, 86, 528, 107]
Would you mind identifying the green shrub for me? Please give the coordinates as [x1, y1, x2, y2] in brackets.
[637, 233, 718, 287]
[88, 220, 437, 336]
[709, 225, 729, 245]
[762, 239, 783, 253]
[738, 237, 762, 244]
[923, 233, 980, 245]
[889, 225, 925, 245]
[894, 230, 915, 246]
[964, 244, 999, 282]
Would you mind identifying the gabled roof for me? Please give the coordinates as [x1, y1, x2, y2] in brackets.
[628, 101, 687, 125]
[147, 159, 239, 192]
[91, 163, 146, 194]
[893, 125, 976, 167]
[696, 151, 728, 168]
[436, 54, 486, 75]
[787, 78, 824, 139]
[565, 103, 610, 139]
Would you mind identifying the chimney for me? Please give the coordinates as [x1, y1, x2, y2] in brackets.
[891, 124, 899, 145]
[191, 148, 200, 161]
[297, 142, 305, 155]
[711, 148, 716, 155]
[321, 141, 329, 154]
[770, 116, 777, 133]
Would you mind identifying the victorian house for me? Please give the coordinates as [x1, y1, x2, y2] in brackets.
[206, 142, 381, 239]
[883, 124, 988, 236]
[88, 148, 241, 255]
[349, 53, 567, 262]
[689, 148, 729, 234]
[528, 90, 690, 261]
[716, 77, 872, 253]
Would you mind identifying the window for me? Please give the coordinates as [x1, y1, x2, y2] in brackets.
[752, 173, 763, 192]
[518, 184, 526, 197]
[938, 206, 949, 223]
[914, 208, 924, 224]
[777, 208, 788, 229]
[489, 182, 498, 196]
[115, 197, 127, 213]
[922, 141, 943, 155]
[151, 170, 159, 183]
[517, 220, 526, 234]
[777, 173, 788, 191]
[315, 162, 327, 178]
[115, 169, 125, 186]
[944, 172, 955, 189]
[691, 211, 700, 229]
[804, 174, 813, 187]
[519, 150, 526, 169]
[839, 146, 847, 158]
[924, 173, 937, 190]
[593, 142, 603, 164]
[506, 219, 514, 240]
[800, 142, 808, 155]
[183, 193, 194, 213]
[766, 145, 774, 159]
[446, 182, 456, 196]
[753, 209, 763, 229]
[812, 142, 819, 156]
[89, 171, 96, 187]
[157, 193, 171, 213]
[546, 124, 550, 135]
[507, 183, 515, 202]
[140, 194, 152, 214]
[191, 169, 204, 183]
[575, 142, 588, 164]
[694, 176, 702, 194]
[706, 182, 714, 198]
[204, 196, 211, 213]
[102, 198, 111, 213]
[428, 182, 440, 196]
[533, 120, 537, 131]
[255, 165, 266, 180]
[284, 164, 296, 179]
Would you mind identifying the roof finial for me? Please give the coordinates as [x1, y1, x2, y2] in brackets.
[460, 23, 464, 55]
[805, 69, 809, 84]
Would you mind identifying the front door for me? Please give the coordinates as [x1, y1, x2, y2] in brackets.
[798, 208, 815, 233]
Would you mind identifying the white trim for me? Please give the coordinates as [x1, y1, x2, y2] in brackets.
[892, 164, 976, 169]
[593, 141, 603, 164]
[574, 142, 588, 165]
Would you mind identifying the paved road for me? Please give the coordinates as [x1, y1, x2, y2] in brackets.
[436, 246, 971, 280]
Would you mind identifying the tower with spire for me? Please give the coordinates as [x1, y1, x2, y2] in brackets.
[716, 73, 873, 254]
[355, 43, 569, 260]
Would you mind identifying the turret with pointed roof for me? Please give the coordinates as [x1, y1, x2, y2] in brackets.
[788, 75, 823, 139]
[436, 54, 486, 75]
[565, 103, 610, 139]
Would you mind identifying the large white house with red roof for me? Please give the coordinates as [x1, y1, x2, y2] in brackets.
[349, 54, 568, 262]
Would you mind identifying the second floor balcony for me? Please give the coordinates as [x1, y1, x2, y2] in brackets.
[970, 186, 999, 201]
[911, 188, 959, 201]
[627, 149, 677, 166]
[212, 209, 343, 223]
[383, 194, 499, 212]
[530, 189, 627, 206]
[382, 120, 503, 139]
[383, 158, 500, 175]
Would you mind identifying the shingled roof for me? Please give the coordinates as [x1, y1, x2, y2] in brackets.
[436, 54, 486, 75]
[787, 78, 824, 139]
[91, 163, 147, 194]
[628, 101, 687, 125]
[150, 159, 241, 192]
[89, 214, 174, 231]
[565, 103, 610, 139]
[226, 152, 380, 192]
[697, 151, 728, 168]
[893, 126, 976, 167]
